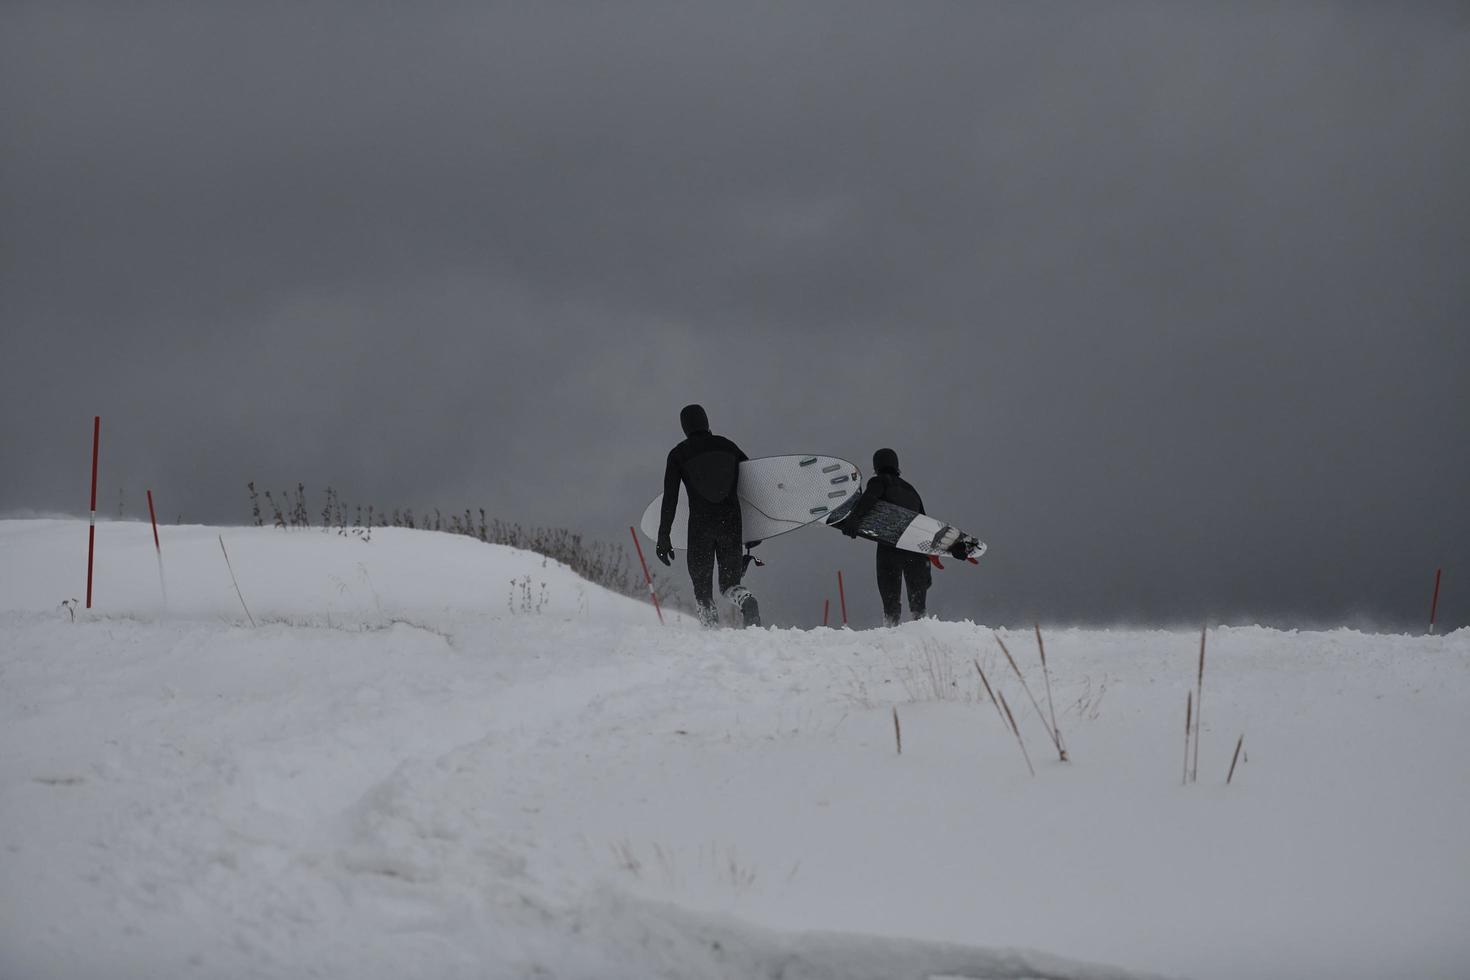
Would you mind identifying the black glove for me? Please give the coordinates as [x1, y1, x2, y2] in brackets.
[655, 535, 674, 566]
[948, 540, 969, 561]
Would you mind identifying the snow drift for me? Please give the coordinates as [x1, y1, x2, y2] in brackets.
[2, 519, 1467, 980]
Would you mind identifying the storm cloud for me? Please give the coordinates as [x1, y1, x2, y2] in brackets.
[3, 2, 1467, 629]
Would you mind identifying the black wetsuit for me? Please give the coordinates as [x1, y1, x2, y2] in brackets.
[659, 430, 748, 616]
[845, 471, 931, 626]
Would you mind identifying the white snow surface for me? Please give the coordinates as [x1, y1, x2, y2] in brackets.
[2, 519, 1468, 980]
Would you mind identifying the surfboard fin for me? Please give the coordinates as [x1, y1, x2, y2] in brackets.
[742, 543, 765, 575]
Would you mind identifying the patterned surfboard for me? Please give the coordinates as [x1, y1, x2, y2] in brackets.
[825, 495, 987, 561]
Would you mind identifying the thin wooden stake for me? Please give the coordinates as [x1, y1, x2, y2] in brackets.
[1429, 567, 1442, 635]
[1226, 734, 1245, 784]
[1192, 626, 1206, 783]
[86, 416, 100, 609]
[146, 489, 161, 551]
[147, 489, 167, 606]
[1035, 624, 1067, 760]
[1183, 691, 1193, 787]
[218, 535, 256, 627]
[997, 690, 1035, 776]
[892, 706, 902, 756]
[994, 632, 1064, 758]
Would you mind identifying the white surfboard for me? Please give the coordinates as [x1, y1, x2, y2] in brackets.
[640, 455, 862, 547]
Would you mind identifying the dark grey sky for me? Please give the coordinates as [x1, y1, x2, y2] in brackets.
[3, 3, 1468, 630]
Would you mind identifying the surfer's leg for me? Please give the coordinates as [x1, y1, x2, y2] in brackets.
[904, 553, 931, 620]
[714, 511, 759, 627]
[713, 526, 743, 596]
[720, 582, 761, 627]
[686, 522, 717, 624]
[875, 547, 903, 626]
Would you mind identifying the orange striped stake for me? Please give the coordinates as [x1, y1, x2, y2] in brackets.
[628, 526, 664, 625]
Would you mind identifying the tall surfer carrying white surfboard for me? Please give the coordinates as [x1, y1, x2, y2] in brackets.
[655, 404, 762, 628]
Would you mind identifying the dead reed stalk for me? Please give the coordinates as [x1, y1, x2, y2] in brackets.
[974, 658, 1008, 726]
[892, 706, 902, 756]
[1226, 734, 1244, 784]
[1035, 624, 1067, 761]
[997, 690, 1035, 777]
[994, 632, 1065, 760]
[1183, 691, 1192, 787]
[218, 535, 255, 627]
[1192, 626, 1206, 783]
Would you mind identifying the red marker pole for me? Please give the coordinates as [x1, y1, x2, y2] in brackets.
[837, 570, 848, 626]
[86, 416, 100, 609]
[1429, 567, 1442, 635]
[823, 598, 830, 627]
[147, 490, 161, 551]
[148, 489, 168, 605]
[629, 526, 665, 625]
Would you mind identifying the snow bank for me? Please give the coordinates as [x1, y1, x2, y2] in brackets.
[0, 518, 681, 626]
[2, 520, 1467, 979]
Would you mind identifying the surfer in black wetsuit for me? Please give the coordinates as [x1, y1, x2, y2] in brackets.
[839, 448, 933, 626]
[656, 404, 761, 628]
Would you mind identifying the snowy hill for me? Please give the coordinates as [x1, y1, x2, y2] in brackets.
[2, 519, 1467, 980]
[0, 518, 674, 626]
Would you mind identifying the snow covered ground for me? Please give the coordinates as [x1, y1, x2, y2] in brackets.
[2, 519, 1467, 980]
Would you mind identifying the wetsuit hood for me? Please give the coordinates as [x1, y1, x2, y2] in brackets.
[873, 447, 900, 475]
[680, 404, 710, 436]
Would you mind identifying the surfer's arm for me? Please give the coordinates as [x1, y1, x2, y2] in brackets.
[838, 478, 884, 536]
[718, 437, 749, 464]
[657, 449, 682, 540]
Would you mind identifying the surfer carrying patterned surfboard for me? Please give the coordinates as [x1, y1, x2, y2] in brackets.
[656, 404, 762, 628]
[836, 448, 950, 626]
